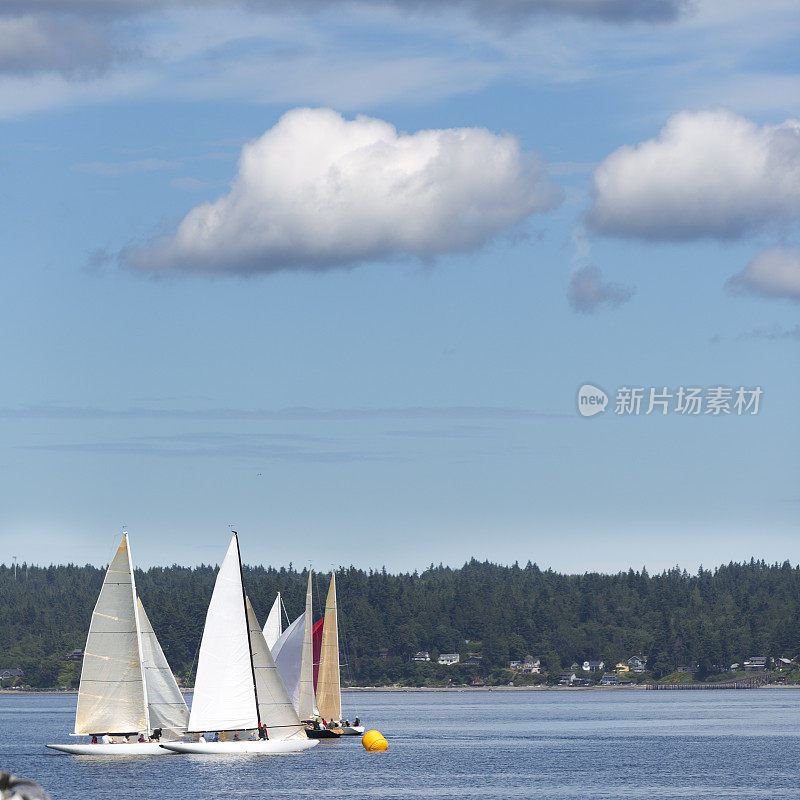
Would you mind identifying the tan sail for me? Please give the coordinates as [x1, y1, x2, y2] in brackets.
[315, 574, 341, 722]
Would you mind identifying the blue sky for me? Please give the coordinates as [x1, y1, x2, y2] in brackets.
[0, 0, 798, 572]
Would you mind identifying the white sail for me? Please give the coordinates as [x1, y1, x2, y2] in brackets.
[245, 597, 307, 741]
[75, 534, 147, 735]
[271, 612, 306, 712]
[262, 593, 282, 650]
[297, 573, 316, 721]
[137, 597, 190, 739]
[316, 574, 341, 722]
[187, 535, 258, 733]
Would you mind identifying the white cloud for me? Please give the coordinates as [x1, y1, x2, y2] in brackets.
[122, 107, 562, 275]
[588, 109, 800, 241]
[727, 247, 800, 302]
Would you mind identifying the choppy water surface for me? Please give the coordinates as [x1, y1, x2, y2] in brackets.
[3, 689, 800, 799]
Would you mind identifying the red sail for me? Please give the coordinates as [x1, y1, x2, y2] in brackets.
[312, 618, 324, 692]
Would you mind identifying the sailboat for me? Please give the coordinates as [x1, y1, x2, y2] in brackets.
[160, 535, 317, 754]
[47, 533, 189, 755]
[316, 574, 363, 736]
[270, 573, 363, 737]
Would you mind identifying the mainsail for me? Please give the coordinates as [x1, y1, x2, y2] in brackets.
[137, 598, 190, 738]
[188, 535, 259, 733]
[297, 573, 316, 721]
[75, 534, 147, 735]
[262, 593, 282, 650]
[315, 574, 341, 722]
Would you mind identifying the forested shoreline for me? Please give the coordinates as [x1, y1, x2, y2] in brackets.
[2, 558, 799, 688]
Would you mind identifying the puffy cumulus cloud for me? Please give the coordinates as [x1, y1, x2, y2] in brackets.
[588, 109, 800, 241]
[567, 265, 634, 313]
[727, 247, 800, 302]
[122, 107, 562, 275]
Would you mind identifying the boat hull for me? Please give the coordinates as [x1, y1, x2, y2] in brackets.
[339, 726, 365, 736]
[46, 743, 176, 756]
[305, 728, 341, 739]
[160, 739, 318, 754]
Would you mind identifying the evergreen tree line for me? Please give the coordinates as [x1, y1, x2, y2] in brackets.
[1, 558, 799, 687]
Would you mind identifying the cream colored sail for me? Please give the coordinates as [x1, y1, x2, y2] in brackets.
[262, 593, 282, 650]
[297, 573, 316, 721]
[245, 597, 307, 741]
[271, 612, 305, 712]
[187, 535, 259, 733]
[75, 534, 147, 735]
[315, 574, 341, 722]
[137, 597, 190, 738]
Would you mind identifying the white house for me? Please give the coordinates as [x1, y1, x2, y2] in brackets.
[583, 660, 604, 672]
[413, 651, 431, 662]
[438, 653, 460, 665]
[522, 656, 541, 674]
[743, 657, 767, 671]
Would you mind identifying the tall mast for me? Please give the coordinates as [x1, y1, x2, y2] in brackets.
[233, 532, 261, 729]
[127, 532, 151, 735]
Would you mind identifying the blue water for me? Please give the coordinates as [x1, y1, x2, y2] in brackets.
[3, 689, 800, 799]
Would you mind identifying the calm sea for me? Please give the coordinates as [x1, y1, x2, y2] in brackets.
[3, 689, 800, 799]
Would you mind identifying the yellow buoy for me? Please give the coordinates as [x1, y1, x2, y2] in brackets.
[361, 729, 388, 752]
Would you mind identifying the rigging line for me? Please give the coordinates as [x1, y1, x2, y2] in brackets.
[280, 593, 291, 628]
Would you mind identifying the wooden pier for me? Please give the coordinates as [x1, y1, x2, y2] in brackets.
[646, 673, 770, 690]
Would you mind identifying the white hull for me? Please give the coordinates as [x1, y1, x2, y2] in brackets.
[339, 726, 365, 736]
[160, 739, 319, 755]
[46, 742, 176, 756]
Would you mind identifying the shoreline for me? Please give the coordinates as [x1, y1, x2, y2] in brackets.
[4, 683, 795, 696]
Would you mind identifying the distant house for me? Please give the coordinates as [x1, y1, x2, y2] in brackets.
[730, 663, 740, 671]
[676, 663, 698, 673]
[522, 657, 541, 674]
[64, 649, 84, 662]
[0, 668, 24, 680]
[743, 657, 767, 671]
[509, 660, 522, 670]
[614, 662, 630, 674]
[627, 656, 646, 672]
[412, 651, 431, 662]
[470, 677, 485, 687]
[464, 651, 483, 666]
[600, 673, 619, 685]
[583, 660, 604, 672]
[570, 662, 581, 671]
[438, 653, 460, 666]
[777, 657, 793, 667]
[559, 672, 577, 685]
